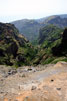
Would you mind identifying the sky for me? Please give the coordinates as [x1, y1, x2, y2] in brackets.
[0, 0, 67, 23]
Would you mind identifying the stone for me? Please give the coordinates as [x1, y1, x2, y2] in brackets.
[51, 79, 54, 82]
[31, 86, 37, 90]
[56, 88, 61, 90]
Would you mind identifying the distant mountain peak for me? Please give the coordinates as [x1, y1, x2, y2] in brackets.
[11, 14, 67, 41]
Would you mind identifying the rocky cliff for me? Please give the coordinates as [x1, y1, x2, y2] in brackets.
[0, 23, 37, 66]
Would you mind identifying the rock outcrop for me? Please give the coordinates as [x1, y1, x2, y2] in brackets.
[52, 28, 67, 56]
[0, 23, 37, 66]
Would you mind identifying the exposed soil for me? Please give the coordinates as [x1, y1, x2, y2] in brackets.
[0, 62, 67, 101]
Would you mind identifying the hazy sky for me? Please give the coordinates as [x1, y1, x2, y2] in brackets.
[0, 0, 67, 22]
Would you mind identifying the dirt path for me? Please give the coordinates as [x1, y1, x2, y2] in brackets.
[0, 62, 67, 101]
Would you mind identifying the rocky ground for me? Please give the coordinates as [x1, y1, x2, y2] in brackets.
[0, 62, 67, 101]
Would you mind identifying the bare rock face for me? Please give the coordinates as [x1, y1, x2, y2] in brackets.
[54, 61, 67, 68]
[52, 28, 67, 56]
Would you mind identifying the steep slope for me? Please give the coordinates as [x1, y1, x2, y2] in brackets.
[11, 14, 67, 41]
[0, 23, 37, 66]
[52, 28, 67, 56]
[44, 16, 67, 28]
[33, 25, 67, 65]
[38, 24, 63, 44]
[11, 19, 43, 41]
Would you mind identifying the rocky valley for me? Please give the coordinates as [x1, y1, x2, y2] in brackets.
[0, 14, 67, 101]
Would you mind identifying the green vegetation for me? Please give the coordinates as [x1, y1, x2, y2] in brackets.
[12, 14, 67, 41]
[32, 25, 67, 65]
[0, 22, 67, 67]
[12, 19, 42, 41]
[0, 23, 37, 67]
[38, 24, 63, 44]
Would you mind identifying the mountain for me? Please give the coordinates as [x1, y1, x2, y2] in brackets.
[36, 14, 67, 23]
[59, 14, 67, 18]
[11, 19, 44, 41]
[0, 23, 67, 67]
[11, 14, 67, 41]
[42, 16, 67, 28]
[38, 24, 63, 44]
[33, 25, 67, 65]
[0, 23, 37, 67]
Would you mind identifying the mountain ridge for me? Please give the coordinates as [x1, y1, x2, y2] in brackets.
[11, 14, 67, 41]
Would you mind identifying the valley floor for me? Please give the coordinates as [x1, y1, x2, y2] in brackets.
[0, 62, 67, 101]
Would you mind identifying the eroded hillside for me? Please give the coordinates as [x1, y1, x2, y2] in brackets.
[0, 23, 37, 67]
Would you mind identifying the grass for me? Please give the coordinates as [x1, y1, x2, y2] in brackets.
[52, 57, 67, 64]
[41, 57, 55, 65]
